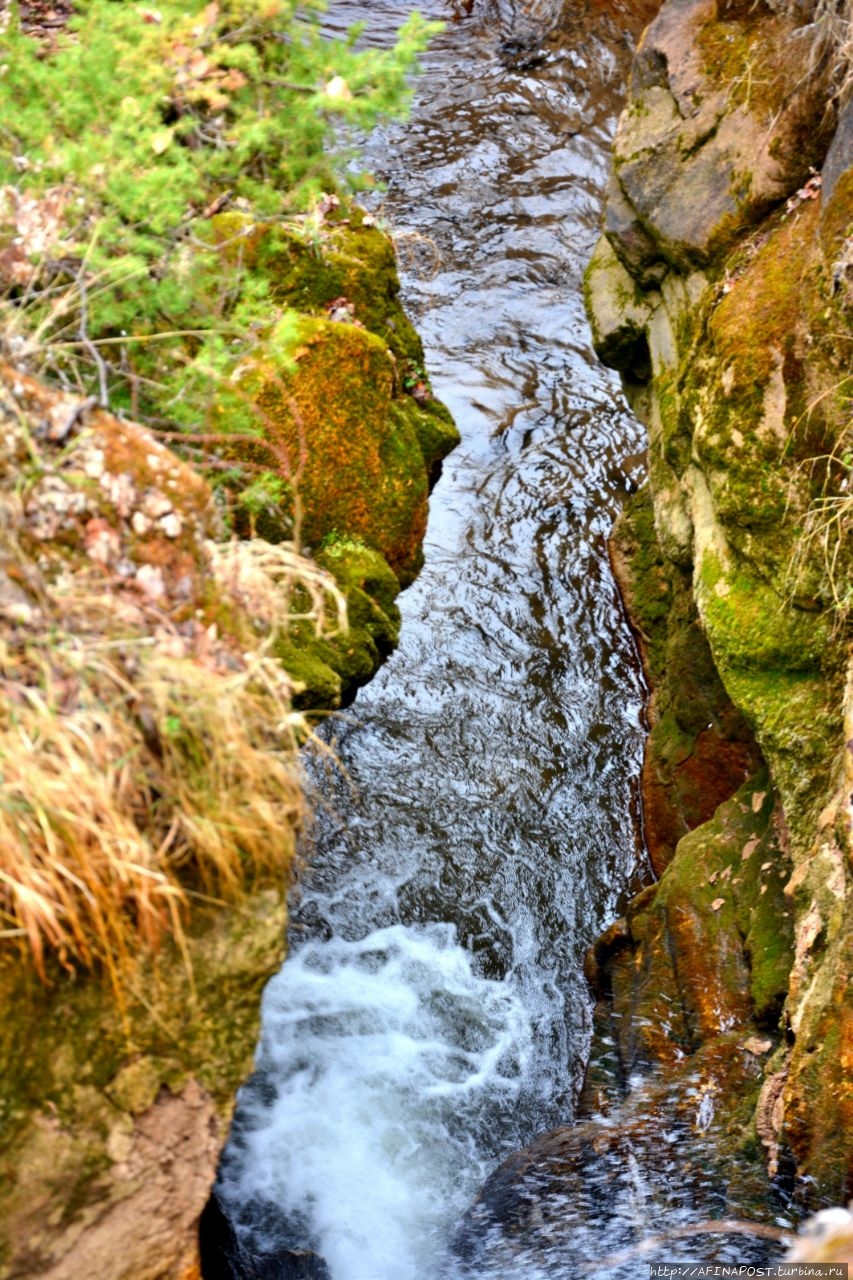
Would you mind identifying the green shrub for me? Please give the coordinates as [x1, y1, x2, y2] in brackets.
[0, 0, 439, 426]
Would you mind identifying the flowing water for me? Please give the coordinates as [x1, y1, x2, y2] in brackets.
[216, 1, 665, 1274]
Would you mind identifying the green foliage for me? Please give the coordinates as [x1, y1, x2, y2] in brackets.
[0, 0, 440, 431]
[237, 469, 288, 528]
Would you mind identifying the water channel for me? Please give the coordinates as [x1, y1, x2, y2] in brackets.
[216, 1, 677, 1274]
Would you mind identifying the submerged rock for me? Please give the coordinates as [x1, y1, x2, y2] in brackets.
[453, 1036, 783, 1275]
[199, 1193, 331, 1280]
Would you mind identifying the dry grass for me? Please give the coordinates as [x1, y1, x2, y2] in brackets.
[787, 490, 853, 616]
[785, 406, 853, 622]
[207, 538, 348, 637]
[0, 494, 346, 995]
[777, 0, 853, 104]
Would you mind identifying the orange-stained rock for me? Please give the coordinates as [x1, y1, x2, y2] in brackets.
[227, 318, 431, 583]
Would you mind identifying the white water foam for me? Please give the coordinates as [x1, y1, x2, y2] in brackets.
[218, 923, 534, 1280]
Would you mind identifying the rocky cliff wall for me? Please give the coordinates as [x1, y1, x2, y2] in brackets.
[0, 208, 456, 1280]
[586, 0, 853, 1203]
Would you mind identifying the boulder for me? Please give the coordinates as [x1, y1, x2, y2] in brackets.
[610, 0, 835, 270]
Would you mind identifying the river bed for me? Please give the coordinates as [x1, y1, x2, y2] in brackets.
[217, 1, 657, 1275]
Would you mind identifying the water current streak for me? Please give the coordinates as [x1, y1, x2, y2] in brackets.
[218, 2, 651, 1276]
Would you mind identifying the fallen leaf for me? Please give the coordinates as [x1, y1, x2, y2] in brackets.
[220, 68, 247, 92]
[187, 50, 211, 79]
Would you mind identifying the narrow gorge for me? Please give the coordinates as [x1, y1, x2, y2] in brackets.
[0, 0, 850, 1276]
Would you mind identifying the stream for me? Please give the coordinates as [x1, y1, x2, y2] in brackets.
[216, 0, 665, 1275]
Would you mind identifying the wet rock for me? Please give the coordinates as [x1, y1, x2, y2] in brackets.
[199, 1194, 331, 1280]
[609, 488, 761, 874]
[584, 237, 655, 383]
[454, 1037, 782, 1275]
[457, 764, 802, 1270]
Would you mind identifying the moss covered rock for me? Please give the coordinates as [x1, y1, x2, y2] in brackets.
[0, 895, 287, 1280]
[275, 539, 402, 709]
[209, 210, 458, 585]
[611, 488, 761, 874]
[610, 0, 835, 272]
[586, 0, 853, 1204]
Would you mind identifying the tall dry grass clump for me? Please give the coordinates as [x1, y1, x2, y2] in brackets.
[0, 495, 346, 995]
[776, 0, 853, 102]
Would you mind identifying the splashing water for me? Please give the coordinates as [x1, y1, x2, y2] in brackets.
[218, 925, 535, 1280]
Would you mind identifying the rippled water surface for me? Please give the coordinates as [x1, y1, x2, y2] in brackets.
[218, 1, 658, 1274]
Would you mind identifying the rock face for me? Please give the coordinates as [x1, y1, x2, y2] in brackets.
[207, 209, 458, 708]
[585, 0, 853, 1208]
[0, 894, 290, 1280]
[454, 7, 851, 1261]
[0, 207, 457, 1279]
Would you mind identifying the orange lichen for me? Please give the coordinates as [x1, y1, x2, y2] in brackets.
[228, 317, 430, 581]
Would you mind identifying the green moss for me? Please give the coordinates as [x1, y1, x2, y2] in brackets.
[697, 11, 764, 113]
[655, 368, 693, 475]
[711, 203, 821, 390]
[0, 891, 287, 1254]
[610, 487, 674, 682]
[724, 665, 830, 734]
[252, 216, 426, 369]
[391, 397, 459, 480]
[206, 208, 458, 581]
[820, 167, 853, 261]
[698, 549, 829, 673]
[274, 634, 343, 708]
[273, 541, 403, 710]
[219, 314, 430, 581]
[638, 773, 791, 1042]
[696, 547, 838, 828]
[317, 540, 400, 618]
[736, 824, 794, 1024]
